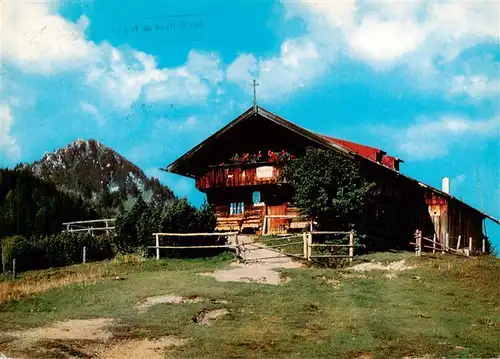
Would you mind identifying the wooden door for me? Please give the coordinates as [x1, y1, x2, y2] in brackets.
[267, 204, 288, 234]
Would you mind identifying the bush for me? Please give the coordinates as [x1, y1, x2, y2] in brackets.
[114, 196, 220, 257]
[115, 195, 149, 252]
[1, 233, 114, 274]
[1, 235, 45, 272]
[39, 232, 114, 268]
[155, 198, 221, 258]
[281, 148, 375, 231]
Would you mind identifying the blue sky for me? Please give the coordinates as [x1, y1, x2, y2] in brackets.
[1, 1, 499, 249]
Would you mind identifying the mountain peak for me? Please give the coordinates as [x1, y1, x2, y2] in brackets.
[17, 139, 174, 214]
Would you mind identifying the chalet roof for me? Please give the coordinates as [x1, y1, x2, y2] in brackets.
[320, 135, 402, 170]
[164, 105, 499, 225]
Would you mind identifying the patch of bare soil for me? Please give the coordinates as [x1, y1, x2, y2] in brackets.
[136, 294, 228, 312]
[353, 352, 373, 359]
[200, 243, 303, 285]
[5, 318, 114, 345]
[93, 336, 187, 359]
[192, 308, 229, 325]
[349, 259, 414, 272]
[0, 318, 188, 359]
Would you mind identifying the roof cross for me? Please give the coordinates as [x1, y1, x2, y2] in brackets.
[250, 78, 259, 110]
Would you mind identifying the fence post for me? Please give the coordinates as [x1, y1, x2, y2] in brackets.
[414, 230, 419, 256]
[418, 230, 422, 256]
[235, 234, 240, 258]
[105, 220, 109, 236]
[307, 232, 312, 261]
[482, 238, 486, 253]
[468, 237, 472, 255]
[155, 234, 160, 260]
[82, 246, 86, 264]
[302, 232, 308, 259]
[456, 235, 461, 252]
[349, 230, 354, 264]
[445, 233, 449, 253]
[12, 259, 16, 280]
[441, 232, 445, 254]
[432, 233, 436, 254]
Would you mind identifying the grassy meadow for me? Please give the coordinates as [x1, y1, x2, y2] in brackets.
[0, 252, 499, 358]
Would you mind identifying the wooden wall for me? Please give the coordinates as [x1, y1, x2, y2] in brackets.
[360, 160, 484, 250]
[207, 185, 308, 234]
[196, 165, 282, 190]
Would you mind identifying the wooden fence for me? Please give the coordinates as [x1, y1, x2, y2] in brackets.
[411, 229, 486, 257]
[149, 230, 359, 263]
[261, 215, 311, 235]
[307, 230, 357, 263]
[62, 219, 116, 236]
[149, 232, 239, 260]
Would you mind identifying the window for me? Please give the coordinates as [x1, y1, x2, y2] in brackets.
[252, 191, 261, 205]
[230, 202, 245, 215]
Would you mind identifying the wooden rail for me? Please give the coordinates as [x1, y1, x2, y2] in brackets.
[261, 215, 310, 235]
[63, 218, 116, 236]
[152, 232, 238, 259]
[150, 230, 361, 264]
[412, 229, 484, 257]
[307, 230, 356, 263]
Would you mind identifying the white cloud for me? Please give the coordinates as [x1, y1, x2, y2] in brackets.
[449, 75, 500, 100]
[227, 38, 324, 100]
[80, 101, 105, 127]
[1, 2, 97, 74]
[0, 104, 21, 161]
[2, 2, 223, 109]
[294, 1, 500, 67]
[225, 0, 500, 98]
[348, 16, 426, 63]
[185, 51, 224, 84]
[379, 115, 500, 160]
[87, 47, 221, 108]
[227, 54, 258, 88]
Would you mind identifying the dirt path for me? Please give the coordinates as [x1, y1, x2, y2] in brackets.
[0, 318, 187, 359]
[200, 236, 304, 285]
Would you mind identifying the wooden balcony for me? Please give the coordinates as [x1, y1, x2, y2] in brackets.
[196, 164, 283, 190]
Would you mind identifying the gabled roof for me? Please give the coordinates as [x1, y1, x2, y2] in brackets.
[164, 105, 500, 225]
[165, 106, 358, 176]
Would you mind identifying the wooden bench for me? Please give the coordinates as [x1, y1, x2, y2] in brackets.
[290, 221, 309, 230]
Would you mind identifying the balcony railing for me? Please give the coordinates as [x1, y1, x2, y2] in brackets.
[196, 164, 283, 190]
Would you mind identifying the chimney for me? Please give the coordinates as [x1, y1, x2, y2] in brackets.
[442, 177, 450, 194]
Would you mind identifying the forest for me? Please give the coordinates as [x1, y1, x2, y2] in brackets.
[0, 168, 217, 273]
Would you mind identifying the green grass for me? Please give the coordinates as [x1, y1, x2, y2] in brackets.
[1, 252, 499, 358]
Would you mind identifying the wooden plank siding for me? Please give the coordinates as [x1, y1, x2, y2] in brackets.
[196, 165, 282, 190]
[213, 202, 307, 234]
[215, 203, 264, 232]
